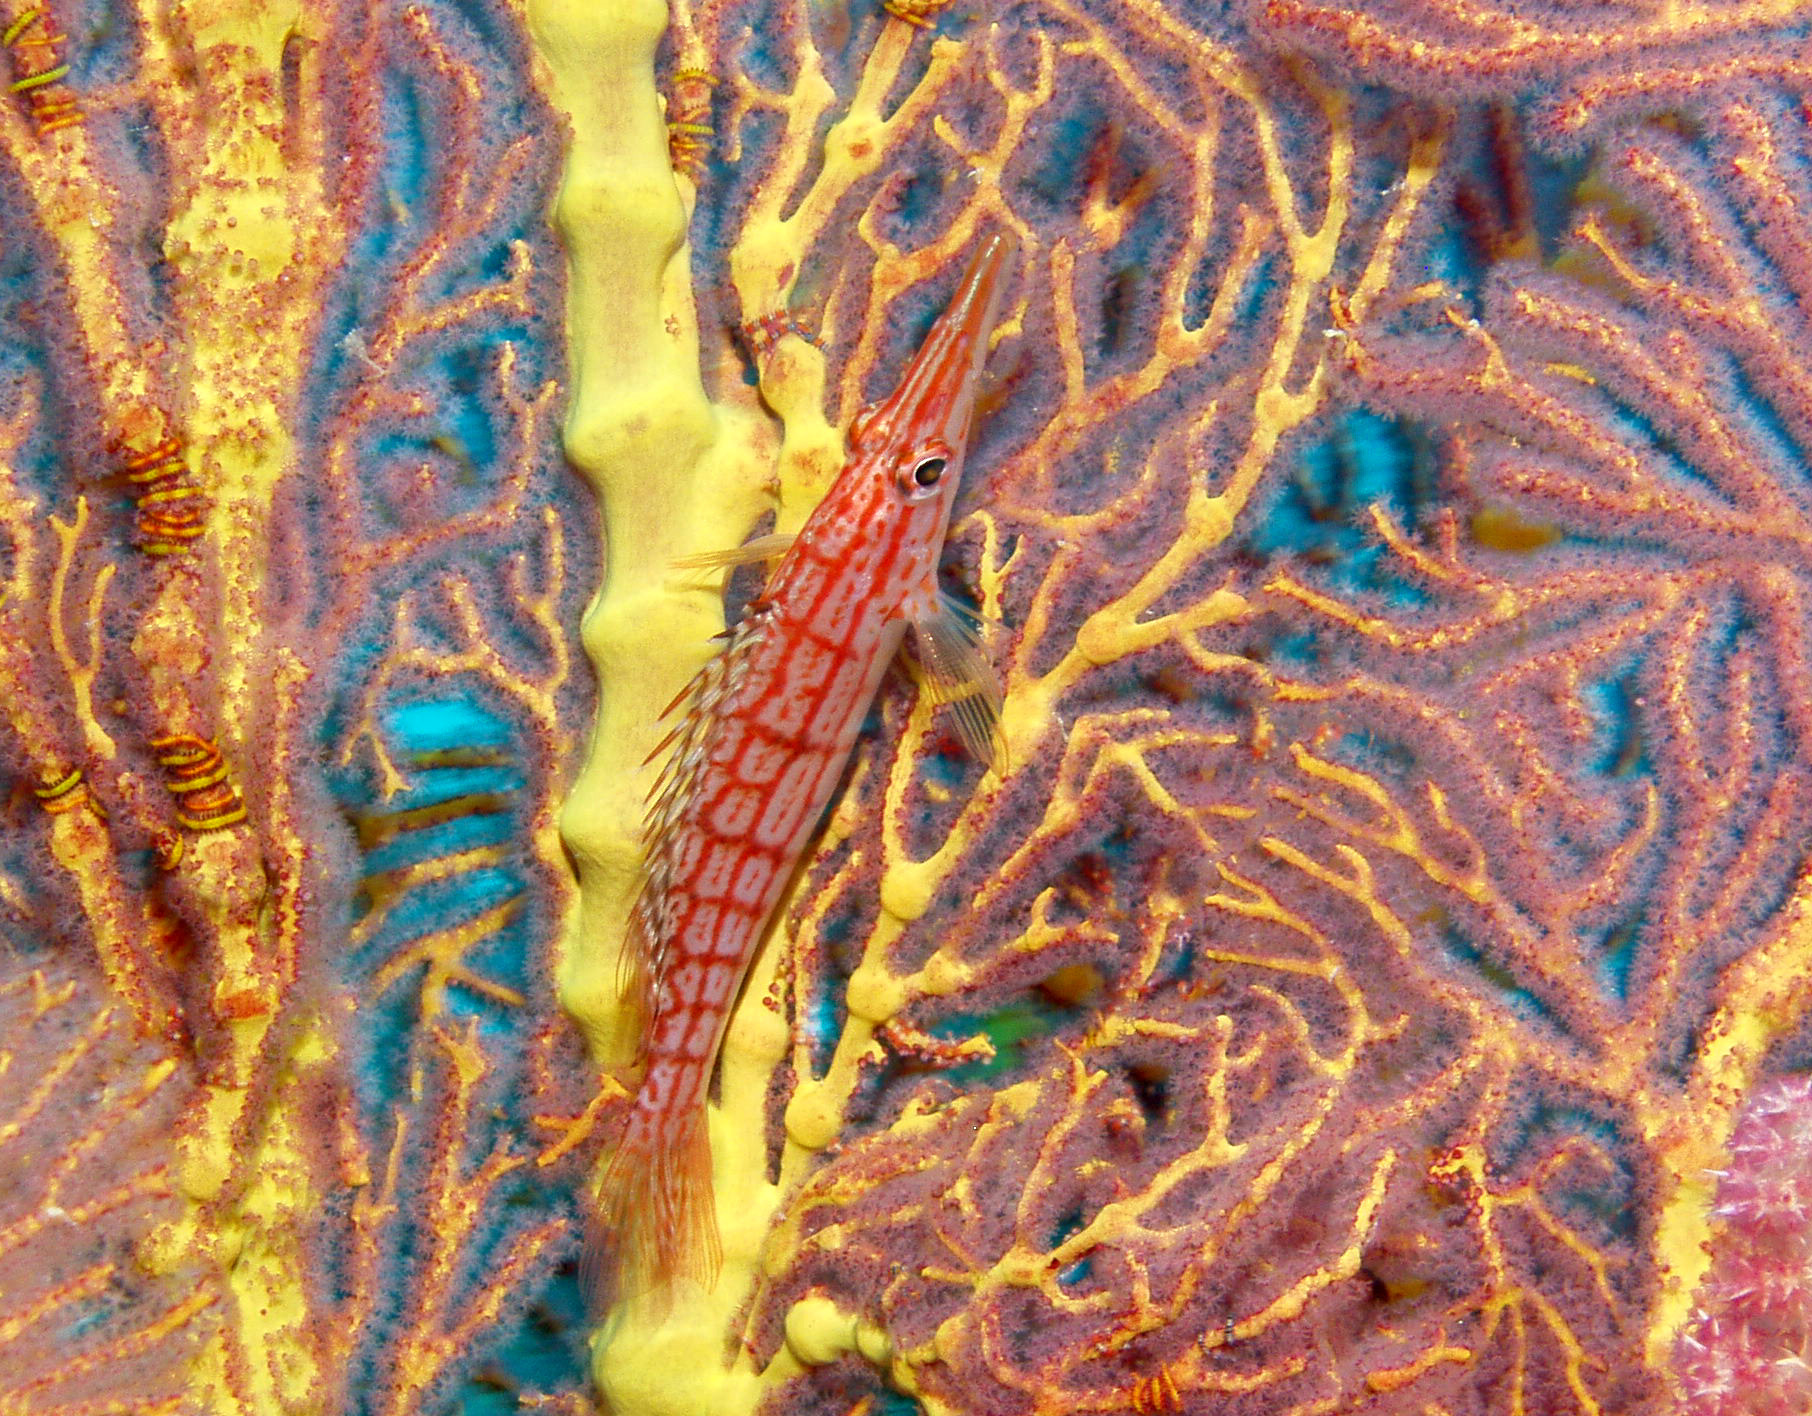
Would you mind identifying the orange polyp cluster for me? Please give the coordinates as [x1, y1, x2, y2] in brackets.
[122, 437, 206, 556]
[738, 309, 823, 366]
[3, 6, 79, 135]
[150, 734, 246, 832]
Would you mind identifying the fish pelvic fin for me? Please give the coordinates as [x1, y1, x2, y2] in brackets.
[587, 1099, 723, 1317]
[672, 532, 796, 571]
[910, 590, 1006, 772]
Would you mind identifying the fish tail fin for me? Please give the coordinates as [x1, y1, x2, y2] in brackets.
[585, 1103, 722, 1315]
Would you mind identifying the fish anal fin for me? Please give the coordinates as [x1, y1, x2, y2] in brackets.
[910, 591, 1006, 771]
[673, 532, 796, 571]
[633, 628, 753, 1018]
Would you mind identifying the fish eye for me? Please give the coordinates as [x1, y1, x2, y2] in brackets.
[897, 444, 952, 498]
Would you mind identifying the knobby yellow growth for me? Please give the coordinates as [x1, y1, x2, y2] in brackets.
[59, 7, 339, 1405]
[533, 0, 1469, 1406]
[2, 0, 581, 1407]
[530, 2, 786, 1410]
[539, 0, 1812, 1411]
[0, 0, 1804, 1402]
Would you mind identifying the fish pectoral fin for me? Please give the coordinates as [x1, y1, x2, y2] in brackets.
[911, 593, 1005, 772]
[673, 532, 797, 571]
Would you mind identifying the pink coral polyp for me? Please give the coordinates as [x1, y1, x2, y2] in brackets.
[1677, 1075, 1812, 1415]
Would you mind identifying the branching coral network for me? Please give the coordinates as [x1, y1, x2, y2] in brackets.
[551, 0, 1812, 1411]
[2, 0, 1808, 1409]
[1308, 71, 1812, 1404]
[0, 1, 596, 1411]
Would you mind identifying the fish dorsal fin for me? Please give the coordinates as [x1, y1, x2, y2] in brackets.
[673, 532, 796, 571]
[910, 591, 1005, 771]
[621, 618, 761, 1033]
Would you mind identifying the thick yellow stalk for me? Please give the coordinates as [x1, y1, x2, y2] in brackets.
[527, 1, 779, 1408]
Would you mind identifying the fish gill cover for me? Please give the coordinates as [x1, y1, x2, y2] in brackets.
[0, 1, 1810, 1415]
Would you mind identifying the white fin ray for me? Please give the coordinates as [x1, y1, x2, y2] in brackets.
[622, 617, 764, 1031]
[673, 532, 797, 571]
[911, 591, 1005, 771]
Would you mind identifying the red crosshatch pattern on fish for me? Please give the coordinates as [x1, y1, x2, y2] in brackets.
[590, 232, 1015, 1305]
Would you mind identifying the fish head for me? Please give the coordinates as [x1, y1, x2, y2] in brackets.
[842, 230, 1015, 584]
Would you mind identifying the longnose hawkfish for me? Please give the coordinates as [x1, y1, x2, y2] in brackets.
[593, 231, 1016, 1307]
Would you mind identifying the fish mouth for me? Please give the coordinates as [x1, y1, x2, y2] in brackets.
[866, 230, 1016, 454]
